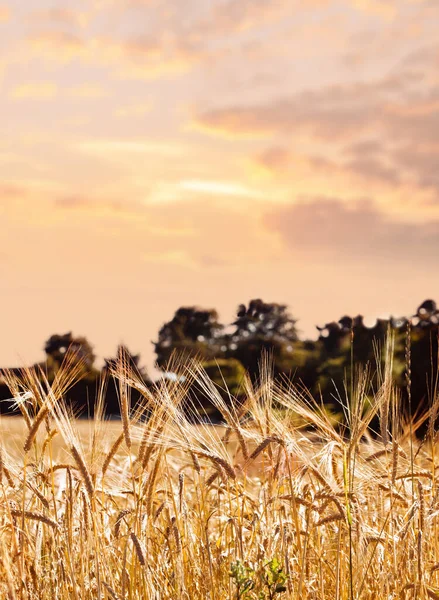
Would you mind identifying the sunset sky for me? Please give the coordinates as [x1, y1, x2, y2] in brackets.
[1, 0, 439, 373]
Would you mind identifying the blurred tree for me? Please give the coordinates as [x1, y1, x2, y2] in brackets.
[104, 344, 148, 379]
[187, 358, 247, 418]
[103, 345, 151, 415]
[414, 299, 438, 327]
[154, 307, 224, 368]
[44, 332, 95, 375]
[405, 299, 439, 418]
[316, 315, 393, 411]
[226, 299, 299, 380]
[315, 301, 439, 421]
[39, 332, 99, 416]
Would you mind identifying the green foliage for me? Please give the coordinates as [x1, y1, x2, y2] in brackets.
[260, 558, 288, 599]
[276, 340, 321, 390]
[202, 358, 246, 398]
[3, 298, 436, 420]
[44, 332, 96, 377]
[227, 299, 299, 380]
[229, 560, 255, 599]
[154, 306, 223, 368]
[153, 299, 439, 423]
[229, 558, 288, 599]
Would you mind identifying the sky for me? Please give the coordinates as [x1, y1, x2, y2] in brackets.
[1, 0, 439, 373]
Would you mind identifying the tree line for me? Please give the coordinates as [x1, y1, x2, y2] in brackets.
[0, 299, 438, 419]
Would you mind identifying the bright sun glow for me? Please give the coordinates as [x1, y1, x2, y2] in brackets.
[179, 179, 262, 197]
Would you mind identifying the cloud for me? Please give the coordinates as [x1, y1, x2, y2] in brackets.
[195, 51, 439, 198]
[52, 194, 277, 268]
[191, 0, 397, 41]
[255, 146, 334, 174]
[343, 140, 385, 157]
[391, 146, 439, 197]
[384, 94, 439, 148]
[198, 254, 232, 268]
[26, 28, 201, 77]
[28, 31, 85, 62]
[54, 195, 144, 214]
[142, 249, 199, 269]
[193, 72, 418, 140]
[195, 0, 292, 36]
[0, 183, 27, 198]
[265, 198, 439, 264]
[179, 179, 263, 198]
[350, 0, 397, 20]
[76, 138, 188, 158]
[11, 82, 58, 99]
[55, 196, 89, 209]
[344, 157, 400, 185]
[28, 8, 87, 28]
[61, 116, 91, 127]
[104, 35, 201, 79]
[0, 4, 9, 22]
[252, 144, 406, 205]
[67, 84, 107, 98]
[190, 106, 274, 139]
[114, 102, 153, 117]
[343, 97, 439, 194]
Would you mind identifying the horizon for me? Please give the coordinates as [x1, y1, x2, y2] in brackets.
[1, 0, 438, 372]
[1, 296, 433, 373]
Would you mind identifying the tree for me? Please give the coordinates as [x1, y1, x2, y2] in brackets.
[414, 299, 438, 327]
[104, 344, 148, 379]
[227, 299, 299, 380]
[406, 299, 439, 417]
[151, 298, 439, 426]
[44, 332, 95, 374]
[103, 345, 151, 415]
[154, 307, 224, 368]
[186, 358, 247, 418]
[316, 314, 393, 412]
[233, 299, 298, 340]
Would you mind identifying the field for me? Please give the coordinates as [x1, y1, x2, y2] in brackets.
[0, 355, 439, 600]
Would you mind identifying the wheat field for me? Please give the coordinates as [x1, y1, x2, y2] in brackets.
[0, 350, 438, 600]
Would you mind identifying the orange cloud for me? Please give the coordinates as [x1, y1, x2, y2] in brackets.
[54, 195, 145, 215]
[193, 79, 395, 141]
[106, 35, 201, 79]
[179, 179, 263, 198]
[254, 144, 400, 189]
[190, 108, 274, 139]
[51, 194, 278, 267]
[67, 84, 107, 98]
[0, 4, 9, 22]
[114, 102, 153, 117]
[28, 8, 87, 28]
[11, 82, 58, 99]
[265, 198, 439, 264]
[0, 183, 27, 199]
[28, 31, 85, 62]
[195, 54, 439, 202]
[255, 147, 335, 175]
[26, 29, 201, 78]
[75, 138, 189, 158]
[351, 0, 397, 19]
[196, 0, 292, 36]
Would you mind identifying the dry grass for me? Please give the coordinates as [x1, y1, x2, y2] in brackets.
[0, 348, 439, 600]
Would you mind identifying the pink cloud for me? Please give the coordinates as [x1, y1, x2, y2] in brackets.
[11, 82, 58, 99]
[0, 4, 9, 23]
[28, 8, 86, 28]
[265, 198, 439, 263]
